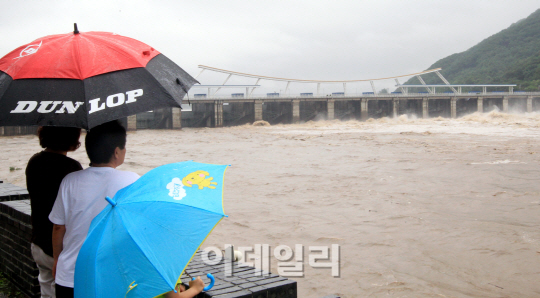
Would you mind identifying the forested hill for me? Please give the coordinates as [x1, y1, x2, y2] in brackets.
[404, 8, 540, 91]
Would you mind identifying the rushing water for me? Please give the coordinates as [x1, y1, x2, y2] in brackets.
[1, 111, 540, 297]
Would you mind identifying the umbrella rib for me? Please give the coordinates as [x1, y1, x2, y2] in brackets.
[72, 32, 83, 79]
[116, 209, 177, 292]
[114, 204, 225, 293]
[120, 200, 226, 218]
[119, 203, 224, 241]
[92, 213, 113, 296]
[174, 216, 225, 287]
[111, 214, 137, 294]
[139, 66, 177, 103]
[116, 204, 224, 294]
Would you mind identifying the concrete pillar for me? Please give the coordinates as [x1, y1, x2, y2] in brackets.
[451, 98, 457, 118]
[527, 96, 533, 113]
[327, 99, 335, 120]
[172, 107, 182, 129]
[477, 97, 483, 113]
[361, 99, 368, 120]
[503, 96, 508, 113]
[254, 100, 263, 121]
[127, 115, 137, 131]
[292, 100, 300, 123]
[422, 98, 429, 119]
[392, 99, 399, 117]
[214, 101, 223, 127]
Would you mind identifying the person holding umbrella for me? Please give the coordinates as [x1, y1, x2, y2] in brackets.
[49, 121, 208, 298]
[73, 159, 229, 297]
[26, 126, 83, 298]
[0, 25, 203, 297]
[49, 121, 140, 298]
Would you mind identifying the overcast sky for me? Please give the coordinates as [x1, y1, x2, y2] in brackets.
[1, 0, 538, 95]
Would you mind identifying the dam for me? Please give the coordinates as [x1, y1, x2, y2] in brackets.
[2, 64, 540, 134]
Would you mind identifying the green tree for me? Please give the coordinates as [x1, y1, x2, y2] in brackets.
[403, 9, 540, 91]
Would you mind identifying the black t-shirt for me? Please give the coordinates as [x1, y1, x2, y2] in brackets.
[26, 151, 83, 257]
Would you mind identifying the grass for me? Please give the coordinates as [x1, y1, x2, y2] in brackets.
[0, 273, 26, 298]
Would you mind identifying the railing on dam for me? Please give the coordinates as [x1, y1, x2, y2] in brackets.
[187, 91, 540, 101]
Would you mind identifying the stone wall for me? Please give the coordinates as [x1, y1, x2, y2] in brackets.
[0, 199, 39, 298]
[0, 182, 297, 298]
[0, 181, 29, 202]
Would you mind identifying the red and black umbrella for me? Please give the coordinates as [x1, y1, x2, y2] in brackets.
[0, 24, 198, 129]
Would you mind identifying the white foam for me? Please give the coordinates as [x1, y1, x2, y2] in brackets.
[470, 160, 525, 165]
[264, 112, 540, 138]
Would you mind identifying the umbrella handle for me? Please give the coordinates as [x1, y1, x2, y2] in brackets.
[192, 273, 215, 291]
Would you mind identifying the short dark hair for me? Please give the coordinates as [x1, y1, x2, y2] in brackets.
[37, 126, 81, 151]
[85, 121, 126, 164]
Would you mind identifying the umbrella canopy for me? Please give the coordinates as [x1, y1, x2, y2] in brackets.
[74, 161, 228, 298]
[0, 24, 198, 129]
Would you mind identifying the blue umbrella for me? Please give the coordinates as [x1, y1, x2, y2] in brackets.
[74, 161, 228, 298]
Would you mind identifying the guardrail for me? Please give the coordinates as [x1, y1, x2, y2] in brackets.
[185, 92, 540, 100]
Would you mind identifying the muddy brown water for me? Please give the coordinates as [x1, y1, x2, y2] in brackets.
[1, 111, 539, 297]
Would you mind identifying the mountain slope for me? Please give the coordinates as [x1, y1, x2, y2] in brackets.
[405, 8, 540, 91]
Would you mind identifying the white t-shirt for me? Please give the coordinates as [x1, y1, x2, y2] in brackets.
[49, 167, 140, 288]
